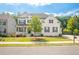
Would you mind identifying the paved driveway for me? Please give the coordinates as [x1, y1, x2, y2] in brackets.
[63, 35, 79, 40]
[0, 46, 79, 55]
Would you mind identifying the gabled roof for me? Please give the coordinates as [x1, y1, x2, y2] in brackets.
[17, 12, 49, 19]
[17, 12, 30, 18]
[0, 13, 13, 21]
[30, 13, 49, 19]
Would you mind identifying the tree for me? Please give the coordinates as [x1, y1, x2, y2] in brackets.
[56, 16, 70, 34]
[67, 16, 77, 44]
[74, 16, 79, 29]
[67, 17, 76, 34]
[30, 16, 42, 36]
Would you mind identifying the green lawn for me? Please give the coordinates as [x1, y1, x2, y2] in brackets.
[44, 37, 71, 42]
[0, 37, 71, 42]
[0, 43, 79, 47]
[0, 37, 77, 46]
[0, 37, 32, 42]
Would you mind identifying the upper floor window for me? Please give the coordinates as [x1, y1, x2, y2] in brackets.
[49, 20, 53, 23]
[3, 22, 6, 25]
[52, 27, 58, 32]
[0, 21, 6, 25]
[27, 20, 31, 23]
[18, 19, 26, 25]
[44, 27, 50, 32]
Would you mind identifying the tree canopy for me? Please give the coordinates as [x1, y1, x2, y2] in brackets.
[30, 16, 42, 33]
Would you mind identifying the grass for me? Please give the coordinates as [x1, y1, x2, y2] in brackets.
[0, 37, 32, 42]
[0, 43, 79, 47]
[0, 37, 72, 42]
[0, 37, 75, 47]
[44, 37, 71, 42]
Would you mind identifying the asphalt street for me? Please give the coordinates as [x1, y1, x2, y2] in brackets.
[0, 46, 79, 55]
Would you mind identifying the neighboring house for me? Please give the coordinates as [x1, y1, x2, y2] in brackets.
[16, 12, 31, 36]
[0, 13, 16, 35]
[42, 15, 62, 36]
[16, 12, 62, 36]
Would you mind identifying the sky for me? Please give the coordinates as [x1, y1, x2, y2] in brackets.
[0, 3, 79, 16]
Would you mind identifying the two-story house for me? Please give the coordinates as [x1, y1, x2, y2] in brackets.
[16, 12, 31, 36]
[42, 15, 62, 36]
[0, 13, 16, 36]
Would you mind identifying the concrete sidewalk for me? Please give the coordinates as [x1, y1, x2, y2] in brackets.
[0, 41, 79, 44]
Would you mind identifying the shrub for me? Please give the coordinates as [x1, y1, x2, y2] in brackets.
[0, 34, 8, 37]
[73, 29, 79, 35]
[40, 34, 43, 37]
[59, 34, 62, 37]
[63, 28, 72, 34]
[31, 34, 33, 36]
[16, 34, 26, 37]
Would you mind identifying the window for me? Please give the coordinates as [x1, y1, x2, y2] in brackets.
[3, 22, 6, 25]
[16, 27, 18, 31]
[0, 21, 6, 25]
[17, 27, 26, 32]
[4, 28, 6, 33]
[18, 19, 26, 25]
[24, 27, 26, 32]
[27, 20, 31, 23]
[19, 27, 23, 32]
[49, 20, 53, 23]
[44, 27, 50, 32]
[52, 27, 58, 32]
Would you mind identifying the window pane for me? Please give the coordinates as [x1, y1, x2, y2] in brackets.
[19, 27, 23, 32]
[3, 22, 6, 25]
[4, 28, 6, 33]
[44, 27, 50, 32]
[16, 27, 18, 31]
[24, 27, 26, 32]
[49, 20, 53, 23]
[19, 19, 26, 25]
[52, 27, 58, 32]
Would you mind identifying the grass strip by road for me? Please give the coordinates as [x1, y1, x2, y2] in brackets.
[0, 37, 71, 42]
[0, 37, 76, 47]
[0, 43, 79, 47]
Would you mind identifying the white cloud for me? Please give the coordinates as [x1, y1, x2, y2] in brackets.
[1, 0, 54, 6]
[53, 9, 79, 16]
[4, 11, 14, 15]
[25, 0, 53, 6]
[63, 9, 79, 16]
[1, 0, 79, 6]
